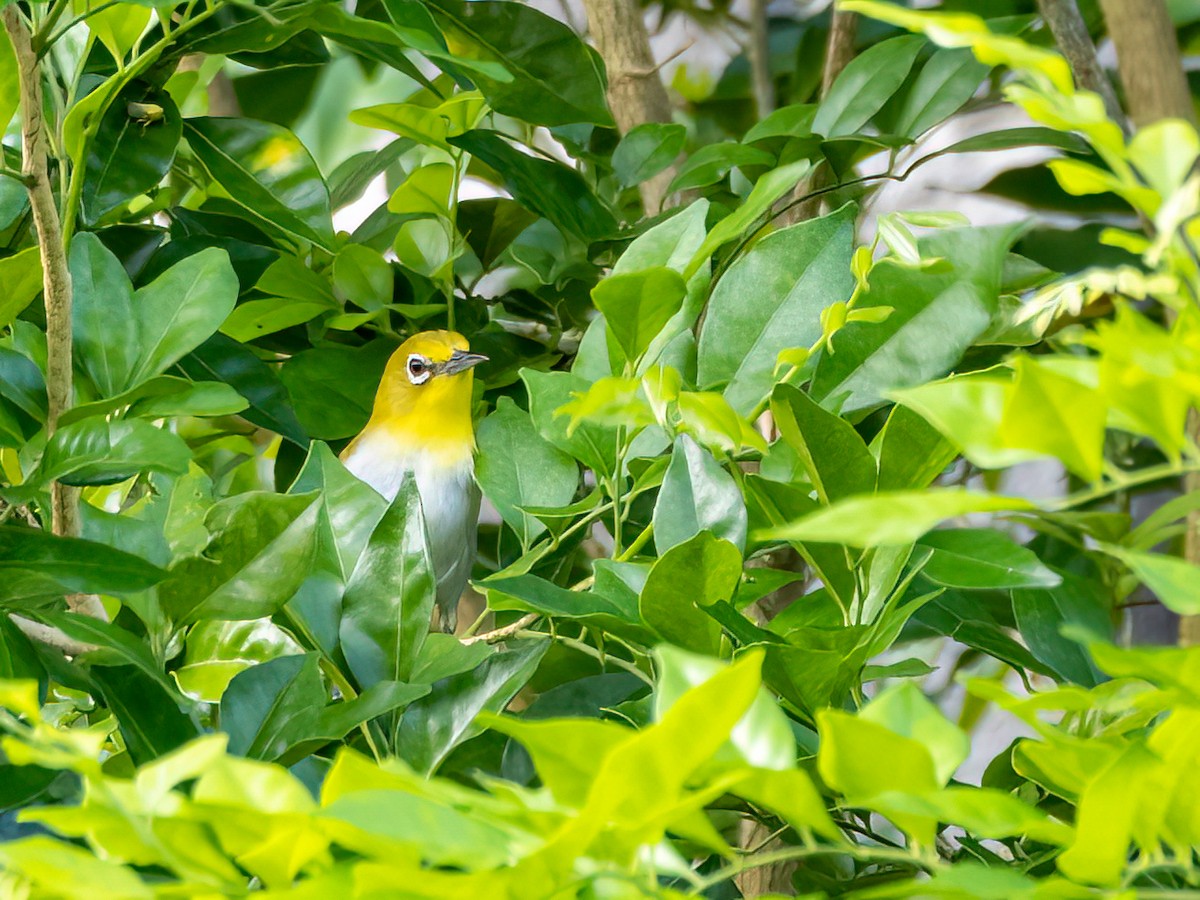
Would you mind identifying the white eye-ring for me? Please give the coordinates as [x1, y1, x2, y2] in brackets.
[406, 354, 432, 385]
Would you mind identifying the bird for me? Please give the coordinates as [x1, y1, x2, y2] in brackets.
[340, 330, 486, 633]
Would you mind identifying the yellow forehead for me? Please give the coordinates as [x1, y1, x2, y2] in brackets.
[397, 330, 469, 364]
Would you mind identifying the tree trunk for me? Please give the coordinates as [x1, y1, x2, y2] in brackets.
[1099, 0, 1200, 647]
[1036, 0, 1123, 122]
[581, 0, 675, 214]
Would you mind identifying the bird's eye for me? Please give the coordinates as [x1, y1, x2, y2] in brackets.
[406, 354, 432, 385]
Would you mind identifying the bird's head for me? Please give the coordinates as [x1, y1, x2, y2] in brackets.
[362, 330, 486, 458]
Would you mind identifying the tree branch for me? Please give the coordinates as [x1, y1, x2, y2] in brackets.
[10, 615, 97, 656]
[461, 613, 539, 645]
[581, 0, 676, 214]
[748, 0, 774, 117]
[1098, 0, 1200, 647]
[3, 8, 77, 543]
[1036, 0, 1124, 124]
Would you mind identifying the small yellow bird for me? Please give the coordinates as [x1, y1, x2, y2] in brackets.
[341, 331, 486, 632]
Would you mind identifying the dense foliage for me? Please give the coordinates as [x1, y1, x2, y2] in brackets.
[1, 0, 1200, 896]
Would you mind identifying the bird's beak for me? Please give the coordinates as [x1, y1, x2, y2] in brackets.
[441, 349, 488, 375]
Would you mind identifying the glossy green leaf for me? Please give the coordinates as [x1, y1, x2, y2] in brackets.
[758, 489, 1036, 548]
[72, 234, 239, 396]
[653, 435, 747, 554]
[612, 123, 687, 188]
[174, 618, 301, 703]
[892, 48, 990, 139]
[0, 527, 165, 602]
[812, 224, 1021, 413]
[667, 142, 774, 193]
[278, 341, 393, 441]
[449, 130, 616, 242]
[860, 681, 968, 785]
[176, 334, 308, 447]
[457, 198, 539, 270]
[814, 35, 925, 137]
[655, 644, 795, 770]
[36, 418, 191, 487]
[221, 653, 325, 761]
[698, 205, 856, 414]
[92, 665, 199, 765]
[872, 403, 957, 490]
[426, 0, 612, 126]
[83, 87, 181, 223]
[339, 477, 435, 687]
[183, 117, 334, 249]
[1012, 569, 1109, 687]
[917, 529, 1060, 590]
[591, 267, 687, 364]
[476, 398, 578, 548]
[395, 639, 547, 774]
[521, 369, 618, 476]
[770, 383, 875, 502]
[0, 247, 44, 331]
[163, 492, 321, 625]
[639, 533, 738, 654]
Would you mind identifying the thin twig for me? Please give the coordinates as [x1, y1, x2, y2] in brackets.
[9, 615, 97, 656]
[461, 613, 539, 645]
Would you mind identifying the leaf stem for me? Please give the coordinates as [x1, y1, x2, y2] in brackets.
[1053, 461, 1200, 510]
[689, 843, 930, 893]
[515, 629, 653, 685]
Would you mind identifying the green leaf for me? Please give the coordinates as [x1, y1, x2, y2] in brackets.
[872, 403, 957, 490]
[457, 198, 539, 270]
[177, 334, 308, 448]
[289, 441, 387, 580]
[36, 418, 191, 487]
[698, 204, 856, 414]
[339, 477, 435, 687]
[892, 48, 991, 139]
[37, 611, 179, 697]
[667, 142, 775, 193]
[221, 653, 324, 762]
[1101, 544, 1200, 616]
[999, 356, 1106, 482]
[813, 35, 925, 137]
[427, 0, 612, 126]
[812, 224, 1021, 413]
[654, 435, 747, 554]
[485, 574, 641, 634]
[449, 130, 617, 242]
[613, 123, 687, 188]
[221, 297, 331, 343]
[0, 527, 164, 602]
[476, 398, 578, 548]
[770, 383, 875, 503]
[860, 681, 969, 785]
[83, 86, 182, 223]
[521, 369, 618, 476]
[743, 103, 817, 142]
[0, 247, 44, 331]
[395, 640, 547, 774]
[0, 29, 17, 142]
[60, 375, 247, 426]
[183, 117, 334, 250]
[0, 838, 152, 899]
[72, 234, 239, 396]
[163, 492, 321, 625]
[1012, 569, 1109, 687]
[758, 489, 1036, 548]
[174, 618, 301, 703]
[655, 644, 795, 770]
[640, 533, 738, 654]
[683, 159, 812, 282]
[278, 341, 393, 441]
[917, 529, 1060, 590]
[91, 665, 199, 765]
[591, 267, 687, 364]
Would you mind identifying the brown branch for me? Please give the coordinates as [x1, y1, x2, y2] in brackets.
[785, 11, 859, 225]
[581, 0, 676, 214]
[1036, 0, 1124, 124]
[748, 0, 774, 117]
[4, 8, 77, 543]
[1097, 0, 1200, 647]
[461, 613, 539, 645]
[10, 615, 97, 656]
[5, 9, 106, 623]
